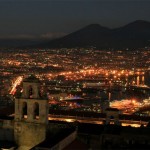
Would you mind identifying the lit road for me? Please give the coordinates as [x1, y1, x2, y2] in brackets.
[10, 76, 23, 95]
[9, 113, 148, 127]
[48, 114, 148, 128]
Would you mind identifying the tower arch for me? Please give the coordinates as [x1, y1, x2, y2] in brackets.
[33, 102, 39, 120]
[28, 85, 34, 98]
[22, 102, 27, 119]
[22, 75, 41, 99]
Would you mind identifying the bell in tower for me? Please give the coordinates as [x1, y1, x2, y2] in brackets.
[22, 75, 41, 99]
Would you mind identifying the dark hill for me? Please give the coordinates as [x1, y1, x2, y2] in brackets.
[1, 20, 150, 49]
[38, 20, 150, 49]
[112, 20, 150, 39]
[38, 24, 111, 48]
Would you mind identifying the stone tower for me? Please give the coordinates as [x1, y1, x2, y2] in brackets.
[14, 75, 48, 150]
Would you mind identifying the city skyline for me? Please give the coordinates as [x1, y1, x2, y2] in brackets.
[0, 0, 150, 149]
[0, 0, 150, 39]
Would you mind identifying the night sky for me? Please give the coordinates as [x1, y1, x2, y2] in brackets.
[0, 0, 150, 39]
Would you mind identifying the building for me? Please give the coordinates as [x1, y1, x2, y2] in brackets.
[0, 75, 150, 150]
[0, 75, 78, 150]
[14, 75, 49, 149]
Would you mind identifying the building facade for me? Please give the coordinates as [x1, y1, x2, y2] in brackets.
[14, 75, 49, 150]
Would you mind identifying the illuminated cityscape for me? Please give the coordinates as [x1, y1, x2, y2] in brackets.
[0, 47, 150, 149]
[0, 48, 150, 116]
[0, 0, 150, 149]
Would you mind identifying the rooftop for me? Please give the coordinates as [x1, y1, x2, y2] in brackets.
[23, 75, 40, 83]
[31, 127, 76, 149]
[63, 139, 88, 150]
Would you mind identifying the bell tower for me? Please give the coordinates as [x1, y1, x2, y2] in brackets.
[14, 75, 48, 150]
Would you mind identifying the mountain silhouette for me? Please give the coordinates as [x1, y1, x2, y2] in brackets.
[38, 20, 150, 49]
[1, 20, 150, 49]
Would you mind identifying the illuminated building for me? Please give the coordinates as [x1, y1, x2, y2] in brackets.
[0, 75, 150, 149]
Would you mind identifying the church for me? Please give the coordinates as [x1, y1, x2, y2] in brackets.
[1, 75, 150, 150]
[0, 75, 78, 150]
